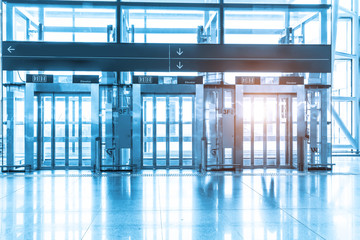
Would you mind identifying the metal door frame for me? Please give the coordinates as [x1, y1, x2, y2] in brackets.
[24, 83, 99, 170]
[132, 84, 199, 169]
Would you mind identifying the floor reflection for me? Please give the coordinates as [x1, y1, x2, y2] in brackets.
[1, 170, 360, 239]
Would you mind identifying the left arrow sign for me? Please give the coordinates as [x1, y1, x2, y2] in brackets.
[7, 46, 15, 53]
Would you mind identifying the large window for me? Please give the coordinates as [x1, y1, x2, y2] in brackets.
[121, 8, 218, 43]
[8, 5, 116, 42]
[224, 8, 330, 44]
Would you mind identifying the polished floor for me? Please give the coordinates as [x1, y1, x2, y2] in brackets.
[1, 158, 360, 240]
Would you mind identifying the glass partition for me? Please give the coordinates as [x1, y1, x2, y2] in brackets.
[225, 8, 330, 44]
[8, 5, 116, 42]
[121, 8, 219, 43]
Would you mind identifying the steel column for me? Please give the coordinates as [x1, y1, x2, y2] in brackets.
[24, 83, 34, 169]
[132, 84, 141, 169]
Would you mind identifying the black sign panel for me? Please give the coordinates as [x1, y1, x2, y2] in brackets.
[3, 42, 331, 73]
[236, 76, 261, 85]
[26, 74, 53, 83]
[279, 76, 304, 85]
[73, 75, 99, 84]
[133, 76, 159, 84]
[169, 44, 331, 73]
[177, 76, 203, 84]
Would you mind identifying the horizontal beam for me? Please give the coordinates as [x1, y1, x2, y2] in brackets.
[2, 41, 331, 72]
[4, 0, 332, 10]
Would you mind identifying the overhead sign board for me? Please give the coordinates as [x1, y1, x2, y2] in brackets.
[26, 74, 53, 83]
[3, 42, 331, 73]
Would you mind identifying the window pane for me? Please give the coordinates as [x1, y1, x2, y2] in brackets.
[122, 9, 219, 43]
[11, 5, 116, 42]
[333, 60, 352, 97]
[336, 18, 352, 54]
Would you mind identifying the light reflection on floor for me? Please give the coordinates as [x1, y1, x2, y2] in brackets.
[1, 159, 360, 239]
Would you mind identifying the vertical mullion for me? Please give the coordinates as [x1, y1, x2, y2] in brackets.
[219, 0, 224, 44]
[179, 96, 183, 167]
[276, 95, 280, 167]
[250, 96, 254, 167]
[289, 96, 293, 167]
[285, 97, 289, 166]
[51, 94, 55, 169]
[166, 97, 170, 168]
[65, 96, 69, 167]
[219, 89, 223, 165]
[37, 95, 42, 169]
[153, 96, 156, 168]
[263, 97, 267, 166]
[116, 1, 121, 43]
[79, 96, 83, 167]
[191, 95, 195, 167]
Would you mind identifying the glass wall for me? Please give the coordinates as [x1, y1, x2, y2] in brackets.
[225, 8, 330, 44]
[4, 2, 330, 45]
[7, 5, 116, 42]
[332, 4, 358, 152]
[121, 8, 218, 43]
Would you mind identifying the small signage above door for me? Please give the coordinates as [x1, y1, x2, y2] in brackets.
[178, 76, 203, 84]
[279, 76, 304, 85]
[73, 75, 99, 84]
[236, 76, 305, 85]
[26, 74, 53, 83]
[133, 76, 159, 84]
[235, 76, 261, 85]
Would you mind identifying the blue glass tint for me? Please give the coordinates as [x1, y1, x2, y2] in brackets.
[122, 8, 219, 43]
[10, 5, 116, 42]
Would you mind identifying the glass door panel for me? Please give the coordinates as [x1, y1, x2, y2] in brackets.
[69, 96, 79, 166]
[81, 96, 91, 167]
[37, 93, 91, 169]
[292, 97, 298, 168]
[143, 96, 154, 167]
[253, 97, 264, 166]
[243, 97, 251, 167]
[266, 97, 277, 166]
[55, 96, 66, 167]
[242, 94, 295, 169]
[169, 97, 179, 166]
[41, 96, 52, 167]
[142, 95, 194, 168]
[156, 97, 167, 166]
[182, 97, 193, 166]
[279, 97, 288, 166]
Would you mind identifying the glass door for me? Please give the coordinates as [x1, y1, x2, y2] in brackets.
[142, 95, 194, 169]
[204, 87, 235, 168]
[37, 93, 91, 169]
[242, 94, 296, 169]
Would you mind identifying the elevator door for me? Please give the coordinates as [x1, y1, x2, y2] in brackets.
[142, 95, 194, 168]
[243, 94, 297, 168]
[36, 93, 92, 169]
[205, 87, 235, 167]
